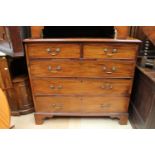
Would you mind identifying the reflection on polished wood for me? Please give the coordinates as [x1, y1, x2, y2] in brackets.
[0, 88, 11, 129]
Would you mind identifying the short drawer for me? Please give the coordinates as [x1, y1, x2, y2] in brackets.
[27, 43, 80, 58]
[30, 59, 135, 78]
[35, 96, 82, 113]
[84, 43, 138, 59]
[82, 96, 129, 113]
[32, 78, 132, 96]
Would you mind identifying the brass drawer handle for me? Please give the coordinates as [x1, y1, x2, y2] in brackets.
[57, 85, 63, 89]
[50, 85, 55, 89]
[107, 53, 113, 57]
[56, 66, 62, 71]
[102, 66, 117, 74]
[48, 66, 52, 70]
[104, 48, 108, 52]
[101, 83, 113, 89]
[46, 48, 61, 56]
[102, 66, 107, 71]
[104, 48, 117, 53]
[4, 67, 8, 70]
[112, 66, 116, 71]
[112, 48, 117, 53]
[49, 85, 63, 90]
[48, 65, 62, 73]
[103, 48, 117, 57]
[55, 48, 61, 52]
[51, 103, 63, 109]
[54, 106, 63, 109]
[100, 103, 111, 108]
[106, 71, 113, 74]
[52, 103, 56, 107]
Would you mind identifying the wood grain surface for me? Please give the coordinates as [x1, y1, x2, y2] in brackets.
[0, 88, 11, 129]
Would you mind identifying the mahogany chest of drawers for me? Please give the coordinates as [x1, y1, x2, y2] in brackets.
[24, 38, 141, 125]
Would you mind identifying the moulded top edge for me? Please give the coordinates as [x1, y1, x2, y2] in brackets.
[23, 38, 142, 43]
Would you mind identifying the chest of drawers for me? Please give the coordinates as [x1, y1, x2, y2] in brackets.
[24, 38, 141, 125]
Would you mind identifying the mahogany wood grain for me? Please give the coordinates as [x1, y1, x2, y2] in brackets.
[0, 57, 12, 89]
[8, 27, 24, 55]
[31, 26, 44, 38]
[0, 88, 11, 129]
[32, 78, 132, 96]
[0, 71, 5, 89]
[0, 26, 6, 40]
[84, 43, 138, 59]
[82, 96, 129, 113]
[30, 59, 135, 78]
[115, 26, 130, 39]
[12, 76, 34, 115]
[35, 96, 129, 113]
[35, 96, 82, 113]
[27, 43, 81, 58]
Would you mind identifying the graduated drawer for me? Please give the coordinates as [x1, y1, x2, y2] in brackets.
[32, 78, 132, 96]
[27, 43, 80, 58]
[35, 96, 129, 113]
[83, 43, 138, 59]
[30, 59, 135, 78]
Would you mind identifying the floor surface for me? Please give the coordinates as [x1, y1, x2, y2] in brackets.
[11, 113, 132, 129]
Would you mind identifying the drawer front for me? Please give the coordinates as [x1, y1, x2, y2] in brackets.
[35, 96, 129, 113]
[30, 60, 135, 78]
[35, 96, 82, 113]
[82, 97, 129, 113]
[27, 43, 80, 58]
[84, 43, 138, 59]
[32, 78, 132, 96]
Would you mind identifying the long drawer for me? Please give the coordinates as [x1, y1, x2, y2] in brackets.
[83, 43, 138, 59]
[30, 59, 135, 78]
[32, 78, 132, 96]
[27, 43, 81, 58]
[35, 96, 129, 113]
